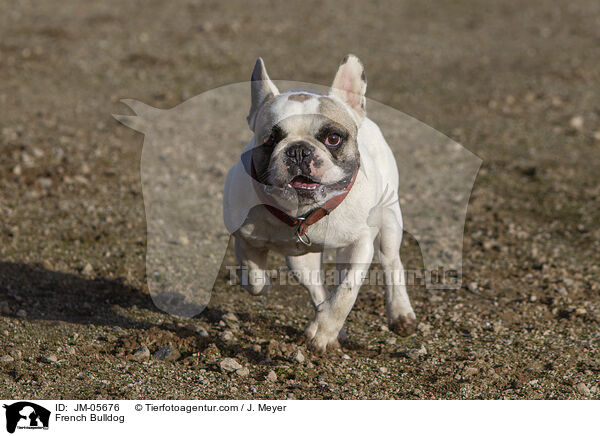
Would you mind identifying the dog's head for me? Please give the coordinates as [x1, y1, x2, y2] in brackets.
[247, 55, 366, 211]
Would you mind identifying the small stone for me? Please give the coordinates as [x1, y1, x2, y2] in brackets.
[418, 323, 432, 335]
[198, 21, 215, 33]
[177, 235, 190, 246]
[266, 370, 278, 382]
[219, 357, 242, 372]
[0, 301, 10, 315]
[385, 336, 397, 345]
[223, 312, 240, 322]
[219, 330, 235, 342]
[82, 263, 94, 276]
[493, 322, 504, 333]
[556, 287, 568, 296]
[39, 354, 58, 364]
[153, 345, 180, 361]
[289, 349, 305, 364]
[279, 342, 294, 355]
[193, 327, 209, 338]
[0, 355, 15, 362]
[342, 354, 350, 360]
[130, 346, 150, 361]
[222, 312, 240, 326]
[16, 309, 27, 318]
[467, 282, 478, 292]
[235, 367, 250, 377]
[524, 92, 536, 103]
[575, 382, 590, 396]
[593, 130, 600, 141]
[38, 177, 52, 189]
[379, 366, 388, 374]
[463, 367, 479, 377]
[202, 343, 221, 364]
[406, 345, 428, 359]
[569, 116, 584, 131]
[266, 340, 281, 357]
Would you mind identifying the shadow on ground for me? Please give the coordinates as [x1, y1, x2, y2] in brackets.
[0, 262, 157, 329]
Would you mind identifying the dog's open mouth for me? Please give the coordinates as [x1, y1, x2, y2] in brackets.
[289, 175, 320, 191]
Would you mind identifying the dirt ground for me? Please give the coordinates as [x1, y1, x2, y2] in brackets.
[1, 0, 599, 399]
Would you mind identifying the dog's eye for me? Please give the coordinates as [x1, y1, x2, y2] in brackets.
[325, 134, 342, 147]
[264, 133, 277, 147]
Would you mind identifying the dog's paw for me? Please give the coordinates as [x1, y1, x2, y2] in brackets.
[238, 270, 270, 295]
[242, 281, 270, 296]
[389, 312, 417, 337]
[305, 321, 345, 354]
[307, 333, 341, 354]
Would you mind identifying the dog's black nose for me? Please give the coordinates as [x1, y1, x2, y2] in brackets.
[285, 142, 313, 164]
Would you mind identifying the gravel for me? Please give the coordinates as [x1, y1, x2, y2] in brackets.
[0, 0, 598, 400]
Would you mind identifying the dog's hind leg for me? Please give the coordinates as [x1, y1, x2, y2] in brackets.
[378, 205, 417, 336]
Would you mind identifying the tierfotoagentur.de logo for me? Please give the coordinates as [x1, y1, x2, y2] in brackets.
[2, 402, 50, 434]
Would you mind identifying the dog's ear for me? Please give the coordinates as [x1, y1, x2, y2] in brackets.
[330, 54, 367, 122]
[248, 58, 279, 131]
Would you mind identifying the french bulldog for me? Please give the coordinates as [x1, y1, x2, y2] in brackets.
[223, 55, 417, 353]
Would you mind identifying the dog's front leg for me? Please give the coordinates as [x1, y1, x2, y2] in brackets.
[306, 233, 375, 353]
[286, 253, 348, 344]
[286, 252, 328, 307]
[234, 237, 270, 295]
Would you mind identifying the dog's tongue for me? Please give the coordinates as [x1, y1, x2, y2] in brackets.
[291, 175, 319, 190]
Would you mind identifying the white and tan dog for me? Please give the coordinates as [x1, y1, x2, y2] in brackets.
[223, 55, 416, 353]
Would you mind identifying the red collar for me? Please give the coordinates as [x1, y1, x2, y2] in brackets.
[250, 160, 358, 245]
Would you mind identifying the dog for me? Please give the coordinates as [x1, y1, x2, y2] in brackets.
[223, 55, 417, 353]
